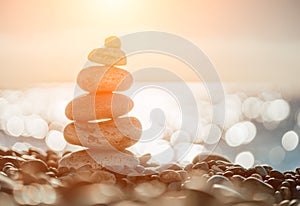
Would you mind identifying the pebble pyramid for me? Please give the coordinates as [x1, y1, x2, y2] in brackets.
[59, 36, 142, 170]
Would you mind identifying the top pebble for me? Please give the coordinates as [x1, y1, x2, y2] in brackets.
[104, 36, 121, 48]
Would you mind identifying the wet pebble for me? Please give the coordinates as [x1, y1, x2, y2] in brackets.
[192, 162, 209, 171]
[207, 175, 232, 188]
[280, 186, 292, 200]
[270, 170, 285, 180]
[279, 200, 290, 206]
[275, 190, 283, 203]
[192, 153, 230, 164]
[20, 159, 48, 174]
[242, 177, 274, 199]
[255, 165, 268, 178]
[250, 173, 263, 181]
[289, 199, 300, 206]
[230, 200, 272, 206]
[227, 166, 247, 176]
[184, 163, 193, 172]
[159, 170, 181, 183]
[0, 156, 25, 171]
[266, 177, 282, 190]
[1, 148, 300, 205]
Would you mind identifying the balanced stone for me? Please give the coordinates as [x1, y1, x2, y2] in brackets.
[59, 149, 138, 170]
[60, 36, 141, 172]
[77, 66, 133, 93]
[104, 36, 121, 48]
[88, 47, 126, 65]
[65, 93, 133, 121]
[63, 117, 142, 151]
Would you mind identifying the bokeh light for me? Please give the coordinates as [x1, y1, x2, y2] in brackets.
[242, 121, 257, 144]
[242, 97, 263, 119]
[224, 94, 242, 128]
[45, 130, 67, 152]
[12, 142, 30, 153]
[235, 151, 255, 169]
[269, 146, 286, 165]
[261, 99, 290, 122]
[0, 83, 299, 172]
[202, 124, 222, 145]
[6, 116, 24, 137]
[24, 116, 49, 139]
[225, 122, 247, 147]
[268, 99, 290, 121]
[174, 143, 206, 163]
[170, 130, 192, 146]
[129, 87, 181, 130]
[281, 130, 299, 151]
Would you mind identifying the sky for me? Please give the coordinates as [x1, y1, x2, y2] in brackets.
[0, 0, 299, 88]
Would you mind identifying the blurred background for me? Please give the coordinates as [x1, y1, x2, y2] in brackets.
[0, 0, 299, 171]
[0, 0, 300, 87]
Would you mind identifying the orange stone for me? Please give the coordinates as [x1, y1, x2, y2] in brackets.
[77, 66, 133, 93]
[104, 36, 121, 48]
[64, 117, 142, 150]
[88, 48, 126, 66]
[58, 149, 139, 169]
[65, 93, 133, 121]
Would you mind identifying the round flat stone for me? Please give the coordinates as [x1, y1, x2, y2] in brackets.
[254, 165, 268, 177]
[159, 170, 182, 183]
[64, 117, 142, 150]
[207, 175, 233, 188]
[104, 36, 121, 48]
[90, 170, 116, 184]
[58, 149, 139, 173]
[77, 66, 133, 93]
[88, 48, 126, 66]
[65, 93, 133, 121]
[20, 159, 48, 174]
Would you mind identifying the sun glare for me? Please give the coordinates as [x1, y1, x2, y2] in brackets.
[91, 0, 129, 12]
[101, 0, 125, 8]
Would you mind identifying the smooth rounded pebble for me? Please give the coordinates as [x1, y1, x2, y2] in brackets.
[159, 170, 182, 183]
[58, 149, 139, 171]
[243, 177, 274, 195]
[254, 165, 268, 177]
[65, 93, 133, 121]
[0, 156, 25, 171]
[58, 150, 100, 170]
[64, 117, 142, 151]
[90, 170, 116, 184]
[207, 175, 233, 188]
[20, 159, 48, 174]
[192, 153, 230, 164]
[88, 48, 126, 65]
[105, 36, 121, 48]
[77, 66, 133, 93]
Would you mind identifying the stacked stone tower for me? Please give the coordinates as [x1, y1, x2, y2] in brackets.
[59, 36, 142, 171]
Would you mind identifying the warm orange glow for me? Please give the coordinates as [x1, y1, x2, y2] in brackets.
[0, 0, 299, 88]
